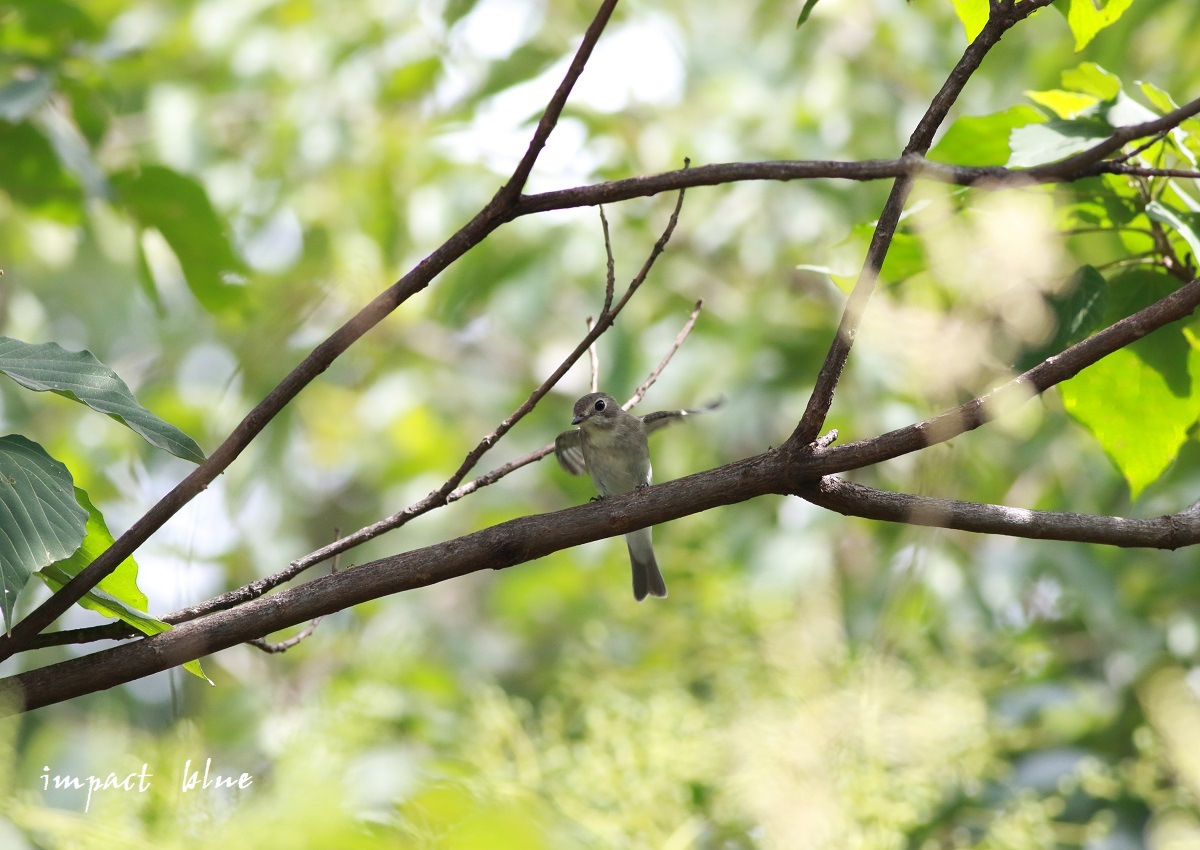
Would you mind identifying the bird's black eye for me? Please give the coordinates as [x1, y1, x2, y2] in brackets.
[594, 399, 606, 411]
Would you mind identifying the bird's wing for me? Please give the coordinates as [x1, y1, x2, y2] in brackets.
[554, 428, 588, 475]
[640, 397, 724, 436]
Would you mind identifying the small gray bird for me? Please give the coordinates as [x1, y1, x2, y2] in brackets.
[555, 392, 718, 601]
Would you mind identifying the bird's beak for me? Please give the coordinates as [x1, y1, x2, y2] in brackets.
[571, 414, 585, 425]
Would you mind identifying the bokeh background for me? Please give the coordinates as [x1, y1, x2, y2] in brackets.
[3, 0, 1200, 846]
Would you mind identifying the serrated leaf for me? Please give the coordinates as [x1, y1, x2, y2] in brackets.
[110, 165, 245, 313]
[42, 487, 145, 609]
[0, 336, 206, 463]
[0, 435, 88, 630]
[1060, 336, 1200, 500]
[1025, 90, 1100, 120]
[1066, 0, 1137, 51]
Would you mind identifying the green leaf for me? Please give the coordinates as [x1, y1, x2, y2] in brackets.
[0, 121, 83, 220]
[36, 489, 211, 683]
[0, 336, 206, 463]
[1060, 62, 1122, 101]
[1025, 89, 1100, 119]
[929, 105, 1044, 167]
[110, 165, 245, 313]
[0, 435, 88, 630]
[1065, 0, 1137, 51]
[1146, 200, 1200, 264]
[950, 0, 990, 42]
[1008, 117, 1113, 168]
[0, 0, 101, 59]
[41, 487, 146, 610]
[795, 0, 821, 29]
[1059, 270, 1200, 499]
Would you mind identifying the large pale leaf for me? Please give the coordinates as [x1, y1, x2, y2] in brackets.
[0, 435, 88, 630]
[0, 336, 206, 463]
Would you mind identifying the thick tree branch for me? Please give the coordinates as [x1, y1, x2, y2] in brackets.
[6, 275, 1200, 707]
[0, 0, 623, 660]
[802, 477, 1200, 548]
[0, 451, 787, 714]
[509, 152, 1200, 215]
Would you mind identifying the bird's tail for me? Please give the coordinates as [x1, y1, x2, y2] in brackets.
[626, 527, 667, 601]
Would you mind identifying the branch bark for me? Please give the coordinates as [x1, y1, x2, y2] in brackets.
[7, 275, 1200, 712]
[802, 477, 1200, 549]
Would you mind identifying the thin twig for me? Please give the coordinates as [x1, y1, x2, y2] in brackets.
[1095, 163, 1200, 180]
[508, 152, 1200, 220]
[247, 619, 322, 654]
[600, 204, 615, 313]
[19, 298, 709, 650]
[279, 181, 690, 576]
[587, 317, 600, 392]
[1114, 129, 1171, 163]
[624, 299, 704, 410]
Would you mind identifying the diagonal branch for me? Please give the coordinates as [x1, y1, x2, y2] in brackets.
[0, 0, 624, 661]
[799, 276, 1200, 476]
[497, 0, 619, 203]
[18, 294, 707, 652]
[289, 181, 687, 576]
[786, 0, 1055, 450]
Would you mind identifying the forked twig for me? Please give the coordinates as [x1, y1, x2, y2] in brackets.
[21, 296, 708, 650]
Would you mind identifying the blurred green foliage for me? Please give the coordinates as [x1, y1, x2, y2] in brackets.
[2, 0, 1200, 847]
